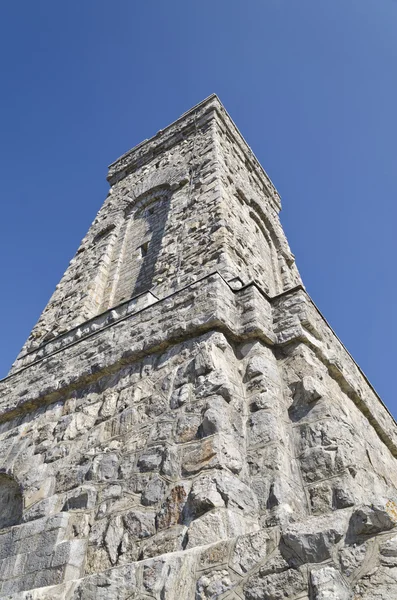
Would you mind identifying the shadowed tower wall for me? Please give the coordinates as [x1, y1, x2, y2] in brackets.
[0, 96, 397, 599]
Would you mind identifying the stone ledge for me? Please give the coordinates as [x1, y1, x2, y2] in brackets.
[3, 506, 395, 599]
[0, 273, 396, 464]
[0, 274, 273, 420]
[9, 291, 159, 374]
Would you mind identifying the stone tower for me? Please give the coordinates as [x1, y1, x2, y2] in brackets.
[0, 95, 397, 599]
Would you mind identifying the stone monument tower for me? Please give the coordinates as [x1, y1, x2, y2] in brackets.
[1, 95, 397, 599]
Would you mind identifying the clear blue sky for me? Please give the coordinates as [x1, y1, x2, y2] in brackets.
[0, 1, 396, 416]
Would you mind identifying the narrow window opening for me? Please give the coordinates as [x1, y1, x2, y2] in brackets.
[139, 241, 149, 258]
[0, 474, 23, 529]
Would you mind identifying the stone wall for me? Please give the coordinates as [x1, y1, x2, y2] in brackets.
[1, 96, 397, 598]
[214, 105, 301, 295]
[11, 95, 300, 370]
[1, 275, 397, 597]
[0, 515, 85, 596]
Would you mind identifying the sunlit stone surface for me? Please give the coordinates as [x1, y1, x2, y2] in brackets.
[0, 96, 396, 599]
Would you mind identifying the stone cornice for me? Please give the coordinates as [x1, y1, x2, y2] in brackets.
[1, 273, 396, 461]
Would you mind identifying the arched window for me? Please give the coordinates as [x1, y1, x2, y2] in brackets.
[100, 186, 172, 310]
[0, 474, 23, 529]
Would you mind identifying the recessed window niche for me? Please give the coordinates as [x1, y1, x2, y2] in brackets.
[0, 474, 23, 530]
[100, 186, 171, 310]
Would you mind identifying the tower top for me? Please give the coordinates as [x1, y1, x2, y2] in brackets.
[107, 94, 281, 210]
[9, 94, 301, 369]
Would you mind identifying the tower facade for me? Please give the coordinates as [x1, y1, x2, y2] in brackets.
[0, 96, 396, 599]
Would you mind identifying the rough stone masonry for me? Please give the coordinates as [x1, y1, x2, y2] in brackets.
[0, 95, 397, 599]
